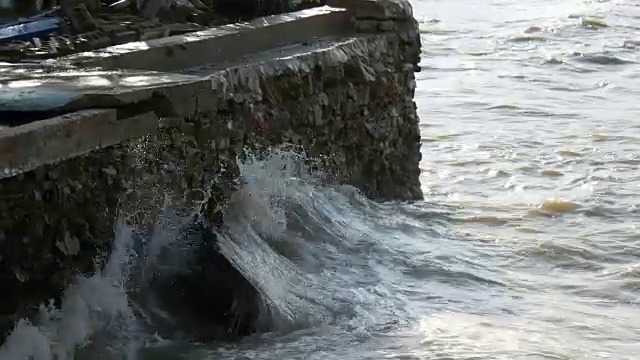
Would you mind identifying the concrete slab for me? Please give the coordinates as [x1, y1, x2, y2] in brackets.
[182, 36, 367, 78]
[181, 35, 386, 101]
[0, 62, 209, 115]
[55, 6, 353, 72]
[0, 109, 158, 179]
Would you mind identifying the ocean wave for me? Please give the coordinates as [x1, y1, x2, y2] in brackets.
[0, 149, 422, 359]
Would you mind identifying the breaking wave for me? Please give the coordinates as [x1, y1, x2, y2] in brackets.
[0, 148, 411, 360]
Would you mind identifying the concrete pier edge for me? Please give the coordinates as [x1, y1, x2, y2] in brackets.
[0, 0, 423, 343]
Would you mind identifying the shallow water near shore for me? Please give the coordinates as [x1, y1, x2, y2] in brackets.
[3, 0, 640, 358]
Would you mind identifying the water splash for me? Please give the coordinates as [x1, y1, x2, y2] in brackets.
[0, 148, 369, 359]
[0, 221, 139, 360]
[0, 199, 210, 359]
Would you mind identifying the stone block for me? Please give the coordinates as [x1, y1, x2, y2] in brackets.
[0, 63, 209, 115]
[58, 6, 353, 72]
[326, 0, 413, 20]
[0, 109, 158, 179]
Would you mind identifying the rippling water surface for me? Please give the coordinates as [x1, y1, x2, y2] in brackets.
[411, 0, 640, 357]
[3, 0, 640, 359]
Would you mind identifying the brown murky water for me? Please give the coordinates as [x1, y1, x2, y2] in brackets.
[413, 0, 640, 357]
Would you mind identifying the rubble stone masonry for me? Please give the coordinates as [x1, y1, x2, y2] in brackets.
[0, 0, 422, 341]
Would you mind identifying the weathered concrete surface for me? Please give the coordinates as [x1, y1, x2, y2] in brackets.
[56, 6, 352, 72]
[0, 109, 159, 179]
[0, 63, 209, 114]
[0, 0, 422, 342]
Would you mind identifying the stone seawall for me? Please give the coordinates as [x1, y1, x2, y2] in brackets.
[0, 0, 422, 342]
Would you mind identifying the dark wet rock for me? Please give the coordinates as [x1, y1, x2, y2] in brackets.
[524, 26, 542, 33]
[61, 1, 99, 33]
[133, 220, 266, 341]
[571, 51, 631, 65]
[210, 0, 291, 21]
[581, 18, 608, 29]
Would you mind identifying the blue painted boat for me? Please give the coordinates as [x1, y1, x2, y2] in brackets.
[0, 16, 61, 42]
[0, 0, 62, 43]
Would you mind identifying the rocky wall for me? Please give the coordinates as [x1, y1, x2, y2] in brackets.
[0, 0, 422, 343]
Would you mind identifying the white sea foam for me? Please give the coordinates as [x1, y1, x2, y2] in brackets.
[0, 149, 344, 360]
[0, 222, 138, 360]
